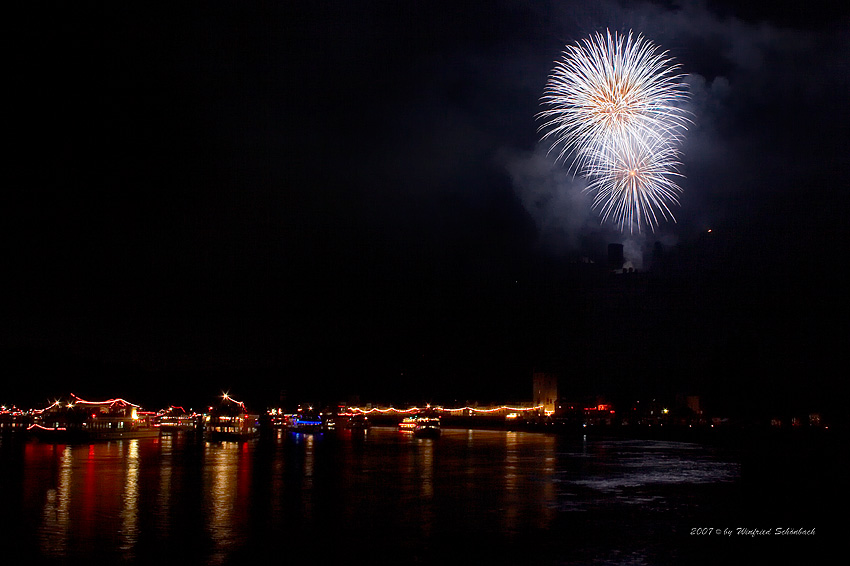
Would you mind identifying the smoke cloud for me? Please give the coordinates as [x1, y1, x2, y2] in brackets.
[503, 147, 595, 254]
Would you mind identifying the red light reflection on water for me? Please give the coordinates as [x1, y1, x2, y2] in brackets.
[81, 444, 97, 538]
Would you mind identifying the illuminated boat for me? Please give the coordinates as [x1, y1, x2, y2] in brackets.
[398, 416, 418, 432]
[266, 408, 291, 428]
[413, 416, 441, 438]
[205, 394, 258, 441]
[289, 415, 324, 433]
[286, 405, 325, 433]
[157, 405, 199, 432]
[0, 406, 32, 434]
[398, 415, 441, 438]
[346, 413, 371, 430]
[323, 406, 371, 431]
[28, 394, 160, 442]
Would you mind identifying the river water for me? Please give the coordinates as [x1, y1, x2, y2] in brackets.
[0, 427, 833, 565]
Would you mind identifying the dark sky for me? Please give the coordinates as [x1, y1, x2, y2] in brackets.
[4, 1, 849, 414]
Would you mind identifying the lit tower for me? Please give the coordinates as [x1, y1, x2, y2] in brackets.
[532, 371, 558, 414]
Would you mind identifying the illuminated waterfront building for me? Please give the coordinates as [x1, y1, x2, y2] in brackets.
[532, 371, 558, 415]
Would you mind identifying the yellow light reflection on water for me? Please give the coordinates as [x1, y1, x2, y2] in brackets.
[120, 440, 139, 558]
[205, 441, 244, 566]
[502, 431, 520, 535]
[158, 434, 173, 536]
[40, 445, 72, 557]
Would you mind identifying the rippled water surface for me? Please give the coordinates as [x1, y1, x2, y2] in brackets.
[0, 427, 793, 565]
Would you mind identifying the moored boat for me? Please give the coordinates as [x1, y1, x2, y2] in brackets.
[398, 415, 441, 438]
[346, 413, 371, 430]
[205, 394, 258, 441]
[286, 405, 325, 433]
[322, 405, 371, 431]
[28, 394, 160, 442]
[0, 406, 32, 435]
[413, 416, 441, 438]
[289, 415, 324, 433]
[398, 415, 418, 432]
[158, 405, 200, 432]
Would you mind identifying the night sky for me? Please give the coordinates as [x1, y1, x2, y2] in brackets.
[4, 1, 849, 416]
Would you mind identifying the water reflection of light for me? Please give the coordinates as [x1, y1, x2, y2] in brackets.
[418, 439, 435, 538]
[40, 445, 72, 557]
[206, 442, 239, 565]
[302, 434, 314, 521]
[502, 431, 519, 535]
[81, 444, 97, 536]
[120, 440, 140, 558]
[539, 434, 556, 528]
[419, 439, 434, 499]
[465, 430, 477, 489]
[505, 431, 518, 491]
[571, 444, 740, 494]
[158, 435, 173, 536]
[271, 444, 284, 525]
[304, 434, 314, 479]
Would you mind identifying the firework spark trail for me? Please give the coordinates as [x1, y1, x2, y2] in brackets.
[585, 131, 684, 233]
[537, 29, 690, 233]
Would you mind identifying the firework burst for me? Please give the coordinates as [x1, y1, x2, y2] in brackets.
[538, 29, 690, 232]
[584, 131, 684, 233]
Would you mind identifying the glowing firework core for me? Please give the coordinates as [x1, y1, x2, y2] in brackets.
[538, 29, 690, 233]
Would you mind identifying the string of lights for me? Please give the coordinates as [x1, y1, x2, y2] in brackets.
[348, 405, 551, 416]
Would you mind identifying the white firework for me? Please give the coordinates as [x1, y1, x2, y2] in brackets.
[584, 131, 684, 233]
[537, 29, 691, 232]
